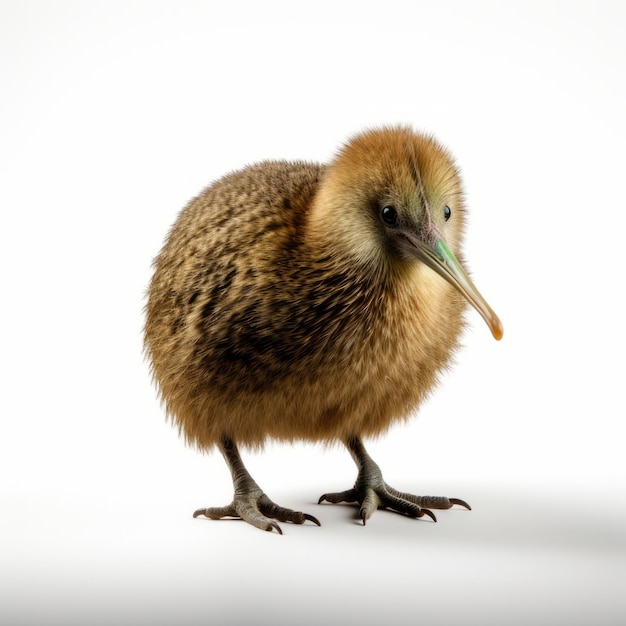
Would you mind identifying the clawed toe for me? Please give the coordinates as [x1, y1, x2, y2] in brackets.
[259, 494, 321, 526]
[318, 488, 359, 505]
[449, 498, 472, 510]
[303, 513, 322, 526]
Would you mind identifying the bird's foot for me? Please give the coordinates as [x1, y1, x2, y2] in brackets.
[193, 489, 321, 534]
[318, 460, 470, 525]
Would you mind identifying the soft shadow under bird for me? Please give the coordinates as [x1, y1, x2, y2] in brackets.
[144, 126, 503, 533]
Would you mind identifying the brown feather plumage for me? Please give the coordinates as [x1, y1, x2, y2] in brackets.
[145, 127, 466, 449]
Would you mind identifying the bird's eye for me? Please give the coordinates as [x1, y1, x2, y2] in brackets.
[444, 206, 452, 221]
[381, 205, 398, 226]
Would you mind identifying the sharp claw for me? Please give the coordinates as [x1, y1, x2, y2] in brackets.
[450, 498, 471, 510]
[192, 508, 207, 519]
[360, 509, 367, 526]
[318, 495, 327, 505]
[304, 513, 321, 526]
[420, 508, 437, 523]
[267, 522, 283, 534]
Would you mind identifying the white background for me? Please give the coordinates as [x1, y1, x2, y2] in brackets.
[2, 1, 625, 624]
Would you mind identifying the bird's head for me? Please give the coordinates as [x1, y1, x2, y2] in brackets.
[311, 126, 503, 340]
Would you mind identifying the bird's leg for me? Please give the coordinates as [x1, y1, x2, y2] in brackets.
[318, 436, 470, 525]
[193, 436, 320, 534]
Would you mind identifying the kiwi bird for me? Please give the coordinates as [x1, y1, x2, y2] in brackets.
[144, 126, 503, 533]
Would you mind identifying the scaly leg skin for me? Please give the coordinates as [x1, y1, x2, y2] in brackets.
[318, 436, 471, 525]
[193, 436, 320, 534]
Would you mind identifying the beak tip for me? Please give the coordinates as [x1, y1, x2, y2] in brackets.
[491, 318, 504, 341]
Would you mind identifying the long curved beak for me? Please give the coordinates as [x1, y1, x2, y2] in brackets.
[408, 236, 503, 340]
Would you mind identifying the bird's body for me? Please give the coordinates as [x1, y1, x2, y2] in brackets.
[145, 127, 502, 532]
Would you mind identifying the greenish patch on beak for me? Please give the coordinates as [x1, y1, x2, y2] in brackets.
[410, 237, 503, 340]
